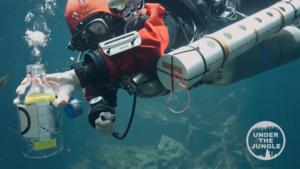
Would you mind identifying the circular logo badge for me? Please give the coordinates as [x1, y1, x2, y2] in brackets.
[246, 121, 286, 160]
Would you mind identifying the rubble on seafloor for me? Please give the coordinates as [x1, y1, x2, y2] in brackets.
[68, 128, 266, 169]
[85, 135, 190, 169]
[136, 102, 189, 126]
[68, 88, 270, 169]
[157, 135, 190, 168]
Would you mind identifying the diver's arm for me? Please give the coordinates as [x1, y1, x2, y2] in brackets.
[68, 50, 117, 134]
[71, 50, 111, 88]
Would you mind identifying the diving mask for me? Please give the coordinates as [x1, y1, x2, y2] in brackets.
[108, 0, 145, 19]
[68, 16, 111, 51]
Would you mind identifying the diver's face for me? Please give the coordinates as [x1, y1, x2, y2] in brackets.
[69, 16, 113, 51]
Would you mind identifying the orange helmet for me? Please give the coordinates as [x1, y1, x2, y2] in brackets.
[65, 0, 119, 34]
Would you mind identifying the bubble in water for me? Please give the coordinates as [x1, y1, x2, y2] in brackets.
[70, 57, 75, 61]
[25, 30, 48, 48]
[32, 47, 41, 56]
[38, 0, 57, 16]
[24, 30, 48, 62]
[33, 20, 51, 36]
[25, 12, 35, 23]
[23, 0, 56, 62]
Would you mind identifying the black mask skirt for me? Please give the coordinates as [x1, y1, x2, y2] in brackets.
[69, 13, 124, 51]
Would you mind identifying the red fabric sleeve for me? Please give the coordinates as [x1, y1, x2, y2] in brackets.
[102, 3, 170, 82]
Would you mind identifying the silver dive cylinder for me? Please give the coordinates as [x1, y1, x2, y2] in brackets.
[16, 64, 63, 159]
[157, 0, 300, 92]
[131, 73, 169, 98]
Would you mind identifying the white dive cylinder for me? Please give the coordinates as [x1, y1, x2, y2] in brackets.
[157, 0, 300, 92]
[203, 26, 300, 85]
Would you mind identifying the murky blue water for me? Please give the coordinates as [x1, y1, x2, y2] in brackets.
[1, 0, 300, 169]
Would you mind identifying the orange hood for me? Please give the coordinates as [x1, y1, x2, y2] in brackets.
[65, 0, 119, 34]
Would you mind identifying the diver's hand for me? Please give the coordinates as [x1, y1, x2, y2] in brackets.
[46, 70, 80, 107]
[95, 111, 116, 135]
[13, 75, 32, 106]
[14, 70, 80, 108]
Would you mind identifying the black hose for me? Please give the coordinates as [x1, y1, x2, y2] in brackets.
[112, 92, 137, 140]
[18, 107, 31, 135]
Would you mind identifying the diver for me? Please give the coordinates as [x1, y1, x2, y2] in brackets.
[15, 0, 300, 139]
[17, 0, 229, 133]
[14, 0, 235, 136]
